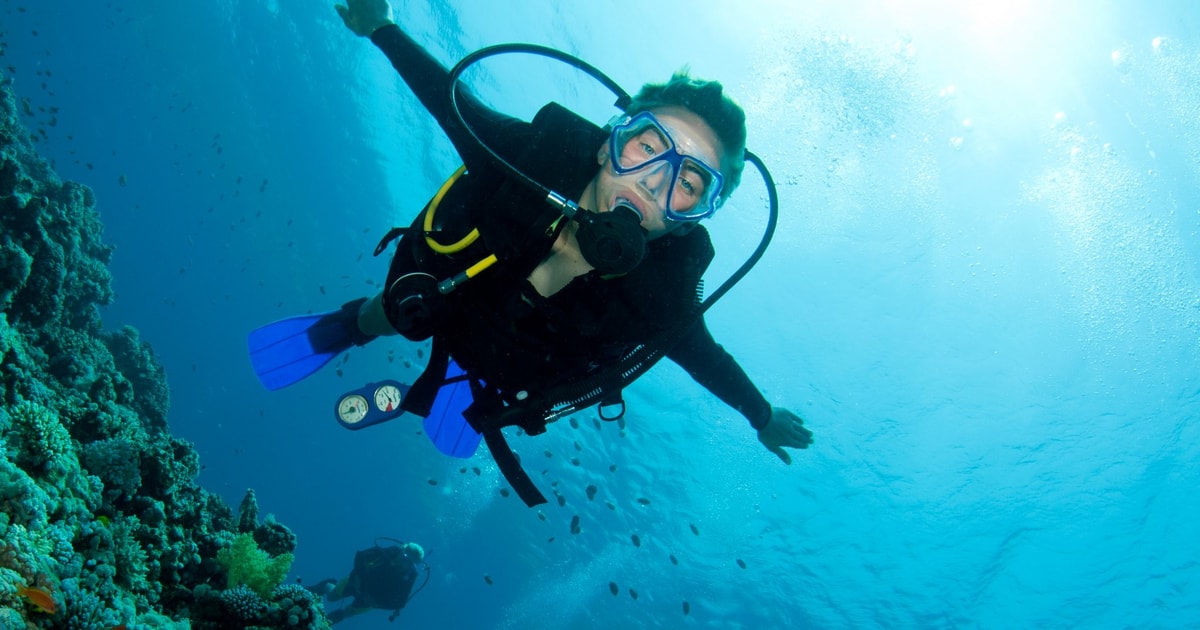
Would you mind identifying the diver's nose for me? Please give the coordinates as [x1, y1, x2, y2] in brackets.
[636, 161, 672, 200]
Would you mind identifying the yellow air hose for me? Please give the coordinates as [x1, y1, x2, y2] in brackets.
[423, 165, 498, 292]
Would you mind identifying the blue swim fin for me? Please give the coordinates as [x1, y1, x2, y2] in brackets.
[248, 299, 372, 391]
[423, 360, 482, 458]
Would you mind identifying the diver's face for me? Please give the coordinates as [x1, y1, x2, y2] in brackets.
[590, 106, 725, 238]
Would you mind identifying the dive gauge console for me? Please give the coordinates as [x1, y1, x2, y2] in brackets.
[334, 381, 411, 430]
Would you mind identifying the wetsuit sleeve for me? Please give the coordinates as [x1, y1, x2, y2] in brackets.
[666, 319, 773, 430]
[368, 24, 529, 169]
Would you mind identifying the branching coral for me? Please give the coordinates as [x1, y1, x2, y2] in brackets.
[273, 583, 324, 628]
[219, 583, 267, 621]
[9, 399, 75, 479]
[103, 325, 169, 433]
[81, 437, 142, 499]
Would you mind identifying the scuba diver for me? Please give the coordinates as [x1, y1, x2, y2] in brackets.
[249, 0, 813, 505]
[307, 539, 429, 624]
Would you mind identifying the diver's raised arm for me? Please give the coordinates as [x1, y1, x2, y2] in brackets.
[334, 0, 392, 37]
[335, 0, 524, 169]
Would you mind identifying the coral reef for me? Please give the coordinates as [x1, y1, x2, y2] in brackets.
[0, 73, 330, 628]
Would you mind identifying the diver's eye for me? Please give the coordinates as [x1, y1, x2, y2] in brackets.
[676, 165, 709, 199]
[678, 177, 696, 196]
[620, 126, 670, 168]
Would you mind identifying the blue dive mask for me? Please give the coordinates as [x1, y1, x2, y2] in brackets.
[608, 111, 725, 221]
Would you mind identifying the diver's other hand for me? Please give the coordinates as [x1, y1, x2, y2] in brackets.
[335, 0, 394, 37]
[756, 407, 813, 465]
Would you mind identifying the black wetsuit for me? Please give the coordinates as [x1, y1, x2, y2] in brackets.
[370, 24, 772, 431]
[349, 545, 417, 612]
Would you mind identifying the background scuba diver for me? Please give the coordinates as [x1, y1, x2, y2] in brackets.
[249, 0, 812, 488]
[307, 539, 429, 624]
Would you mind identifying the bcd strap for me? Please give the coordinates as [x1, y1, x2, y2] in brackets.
[374, 226, 408, 257]
[462, 385, 552, 507]
[399, 337, 450, 418]
[598, 390, 625, 421]
[482, 429, 547, 507]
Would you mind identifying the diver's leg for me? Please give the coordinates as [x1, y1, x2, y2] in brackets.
[305, 578, 338, 596]
[328, 607, 371, 624]
[327, 577, 352, 602]
[358, 291, 399, 337]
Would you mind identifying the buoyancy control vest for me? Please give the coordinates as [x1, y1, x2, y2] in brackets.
[377, 102, 714, 505]
[380, 101, 603, 341]
[381, 101, 713, 398]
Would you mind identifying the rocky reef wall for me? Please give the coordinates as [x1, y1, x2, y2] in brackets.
[0, 72, 329, 630]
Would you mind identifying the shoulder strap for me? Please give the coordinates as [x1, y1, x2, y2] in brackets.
[399, 337, 450, 418]
[482, 429, 547, 506]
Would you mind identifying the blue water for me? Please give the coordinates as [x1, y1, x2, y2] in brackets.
[6, 0, 1199, 628]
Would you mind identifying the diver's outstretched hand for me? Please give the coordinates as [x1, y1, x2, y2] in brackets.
[757, 407, 813, 465]
[335, 0, 394, 37]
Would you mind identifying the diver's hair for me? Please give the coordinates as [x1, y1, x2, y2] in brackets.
[624, 68, 747, 203]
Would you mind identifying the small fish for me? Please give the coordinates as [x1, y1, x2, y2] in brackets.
[570, 515, 581, 535]
[682, 601, 690, 616]
[97, 515, 110, 527]
[669, 554, 678, 565]
[629, 588, 639, 601]
[484, 575, 493, 585]
[609, 464, 617, 473]
[499, 488, 510, 498]
[636, 497, 651, 506]
[736, 558, 747, 569]
[608, 582, 618, 596]
[631, 533, 641, 547]
[544, 450, 553, 458]
[17, 584, 57, 614]
[570, 457, 580, 466]
[427, 479, 438, 486]
[586, 485, 597, 501]
[569, 417, 579, 429]
[689, 523, 700, 536]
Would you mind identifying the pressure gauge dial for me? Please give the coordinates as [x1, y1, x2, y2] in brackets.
[337, 394, 370, 425]
[374, 384, 404, 412]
